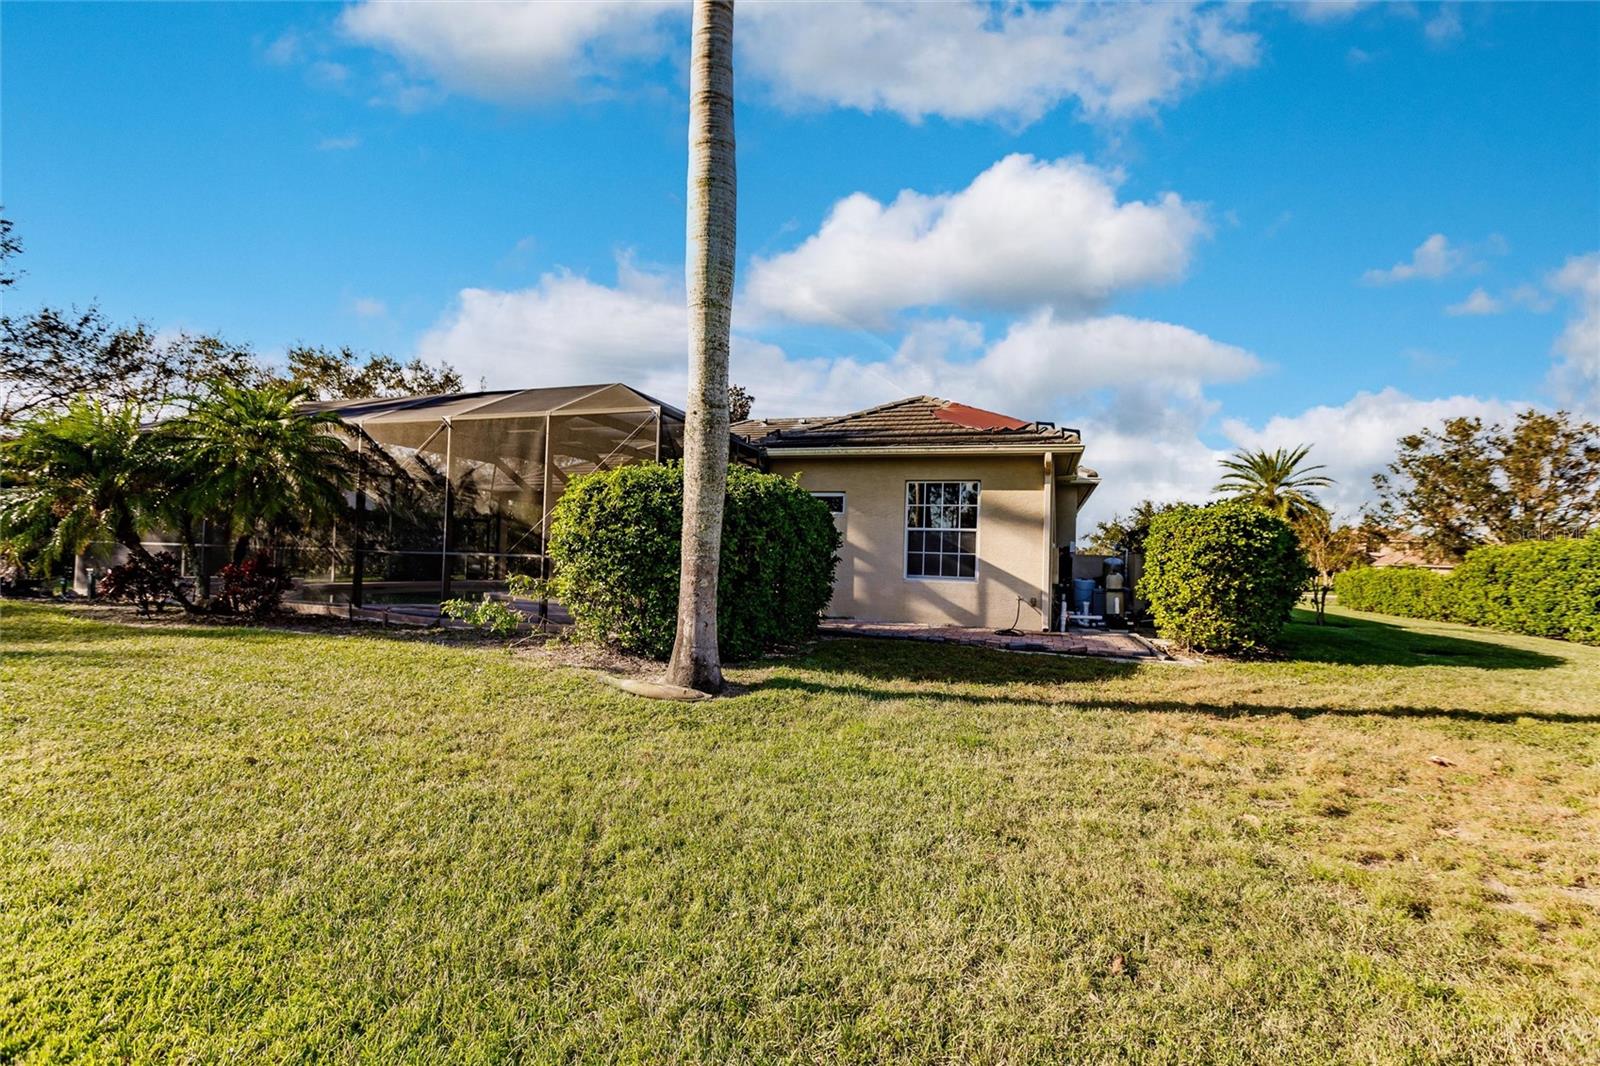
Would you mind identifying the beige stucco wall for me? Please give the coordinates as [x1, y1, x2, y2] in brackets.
[768, 453, 1060, 630]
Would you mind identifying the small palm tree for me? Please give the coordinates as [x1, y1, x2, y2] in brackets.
[168, 384, 356, 562]
[1214, 444, 1333, 520]
[0, 398, 190, 603]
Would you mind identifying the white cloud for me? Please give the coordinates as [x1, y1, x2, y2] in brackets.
[413, 255, 1256, 414]
[1547, 251, 1600, 411]
[409, 254, 1263, 527]
[1075, 419, 1231, 525]
[874, 314, 1259, 526]
[1508, 282, 1556, 313]
[414, 254, 687, 396]
[1445, 287, 1502, 316]
[1292, 2, 1372, 24]
[740, 1, 1258, 126]
[335, 0, 1254, 125]
[339, 0, 677, 104]
[1361, 233, 1467, 285]
[265, 29, 304, 66]
[1424, 4, 1464, 45]
[308, 60, 351, 87]
[317, 134, 362, 152]
[1220, 387, 1527, 520]
[412, 265, 903, 417]
[957, 312, 1259, 416]
[405, 255, 1541, 537]
[758, 312, 1259, 444]
[350, 296, 388, 318]
[748, 154, 1206, 327]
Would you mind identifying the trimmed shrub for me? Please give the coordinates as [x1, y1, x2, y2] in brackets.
[1450, 535, 1600, 643]
[547, 463, 841, 660]
[1335, 533, 1600, 644]
[1332, 566, 1453, 621]
[1141, 501, 1312, 654]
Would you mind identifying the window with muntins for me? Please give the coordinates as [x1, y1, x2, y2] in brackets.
[905, 481, 978, 579]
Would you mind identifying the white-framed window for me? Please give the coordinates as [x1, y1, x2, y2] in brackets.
[905, 480, 979, 580]
[811, 491, 846, 515]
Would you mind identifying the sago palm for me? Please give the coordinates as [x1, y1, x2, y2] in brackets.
[0, 399, 188, 600]
[168, 384, 356, 560]
[1213, 444, 1333, 520]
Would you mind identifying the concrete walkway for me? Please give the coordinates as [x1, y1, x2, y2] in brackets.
[818, 620, 1169, 660]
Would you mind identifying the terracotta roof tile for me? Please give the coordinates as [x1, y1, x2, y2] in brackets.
[735, 396, 1080, 449]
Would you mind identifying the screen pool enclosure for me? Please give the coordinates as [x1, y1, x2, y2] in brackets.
[285, 382, 742, 607]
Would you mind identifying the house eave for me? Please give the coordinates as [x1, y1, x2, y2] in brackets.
[761, 442, 1085, 458]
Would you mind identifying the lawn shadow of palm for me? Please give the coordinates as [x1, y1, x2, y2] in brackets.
[790, 608, 1565, 681]
[748, 611, 1590, 725]
[1277, 608, 1567, 670]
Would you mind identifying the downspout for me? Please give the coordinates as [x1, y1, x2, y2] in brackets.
[1042, 452, 1056, 633]
[539, 412, 553, 622]
[352, 434, 365, 612]
[439, 417, 452, 603]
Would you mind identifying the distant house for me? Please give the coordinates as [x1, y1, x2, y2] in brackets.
[736, 396, 1097, 630]
[1368, 534, 1456, 572]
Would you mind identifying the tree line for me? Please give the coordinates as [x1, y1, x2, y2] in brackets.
[0, 213, 464, 428]
[1087, 411, 1599, 619]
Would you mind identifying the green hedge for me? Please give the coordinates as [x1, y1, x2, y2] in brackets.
[1141, 501, 1312, 654]
[547, 463, 840, 660]
[1333, 532, 1600, 644]
[1329, 566, 1452, 620]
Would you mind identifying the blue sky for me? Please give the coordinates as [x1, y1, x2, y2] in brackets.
[3, 1, 1597, 521]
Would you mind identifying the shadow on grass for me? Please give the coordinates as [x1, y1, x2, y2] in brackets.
[1276, 609, 1567, 670]
[793, 608, 1564, 681]
[2, 606, 285, 647]
[795, 636, 1141, 686]
[3, 602, 477, 650]
[753, 616, 1589, 724]
[755, 674, 1600, 725]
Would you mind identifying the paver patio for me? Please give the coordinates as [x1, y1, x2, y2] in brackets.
[818, 619, 1168, 659]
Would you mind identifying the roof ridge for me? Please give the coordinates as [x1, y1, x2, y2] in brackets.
[773, 395, 939, 434]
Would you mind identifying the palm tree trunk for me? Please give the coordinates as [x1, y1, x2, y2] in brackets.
[665, 0, 736, 694]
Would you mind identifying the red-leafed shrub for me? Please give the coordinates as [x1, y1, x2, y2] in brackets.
[217, 551, 292, 618]
[99, 551, 181, 614]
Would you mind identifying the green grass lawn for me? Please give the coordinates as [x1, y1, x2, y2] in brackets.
[2, 601, 1597, 1064]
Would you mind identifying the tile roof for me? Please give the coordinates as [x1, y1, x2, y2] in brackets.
[734, 396, 1080, 450]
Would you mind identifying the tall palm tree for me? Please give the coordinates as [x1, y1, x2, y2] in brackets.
[168, 384, 355, 562]
[0, 398, 192, 605]
[1213, 444, 1334, 520]
[666, 0, 736, 694]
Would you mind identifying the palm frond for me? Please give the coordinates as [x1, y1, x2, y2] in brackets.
[1213, 444, 1336, 517]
